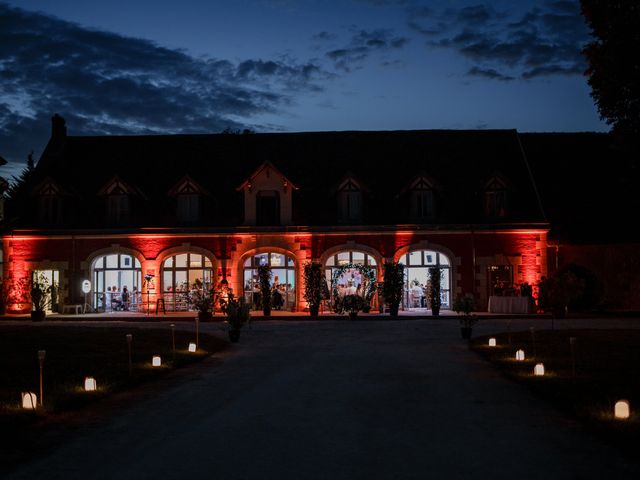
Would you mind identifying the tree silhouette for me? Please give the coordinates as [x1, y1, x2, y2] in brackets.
[582, 1, 640, 148]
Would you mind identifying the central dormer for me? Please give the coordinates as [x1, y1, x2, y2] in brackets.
[236, 161, 297, 226]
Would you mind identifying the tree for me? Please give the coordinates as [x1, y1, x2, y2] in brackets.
[581, 1, 640, 146]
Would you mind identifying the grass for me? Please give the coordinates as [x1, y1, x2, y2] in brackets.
[471, 329, 640, 455]
[0, 325, 228, 468]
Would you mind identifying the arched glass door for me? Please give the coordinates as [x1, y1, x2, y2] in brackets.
[243, 252, 296, 311]
[92, 254, 142, 311]
[161, 253, 213, 311]
[399, 250, 451, 309]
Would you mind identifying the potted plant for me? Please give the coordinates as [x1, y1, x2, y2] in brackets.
[30, 273, 50, 322]
[427, 267, 442, 316]
[453, 293, 477, 339]
[538, 270, 584, 318]
[303, 262, 323, 317]
[343, 294, 365, 320]
[222, 293, 251, 342]
[188, 278, 214, 321]
[257, 264, 272, 316]
[382, 261, 405, 317]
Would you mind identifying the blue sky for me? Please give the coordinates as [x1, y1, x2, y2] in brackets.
[0, 0, 605, 177]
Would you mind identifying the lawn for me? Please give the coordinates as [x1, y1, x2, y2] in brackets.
[0, 325, 228, 468]
[471, 328, 640, 455]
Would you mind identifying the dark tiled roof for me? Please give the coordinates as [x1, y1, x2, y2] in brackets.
[520, 132, 639, 243]
[8, 128, 548, 229]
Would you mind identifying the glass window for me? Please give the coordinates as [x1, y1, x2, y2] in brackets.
[337, 252, 349, 265]
[106, 254, 118, 268]
[352, 252, 365, 263]
[190, 254, 202, 268]
[270, 253, 285, 267]
[175, 254, 188, 268]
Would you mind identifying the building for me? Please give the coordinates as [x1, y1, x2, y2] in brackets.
[1, 115, 549, 314]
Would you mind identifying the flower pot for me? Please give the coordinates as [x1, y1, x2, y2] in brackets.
[389, 304, 399, 317]
[31, 310, 46, 322]
[349, 312, 358, 320]
[460, 326, 472, 340]
[228, 329, 240, 343]
[263, 307, 271, 317]
[309, 305, 320, 317]
[432, 307, 440, 317]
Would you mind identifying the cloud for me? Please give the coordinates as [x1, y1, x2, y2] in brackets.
[467, 66, 514, 82]
[324, 28, 409, 71]
[0, 3, 329, 170]
[409, 1, 590, 81]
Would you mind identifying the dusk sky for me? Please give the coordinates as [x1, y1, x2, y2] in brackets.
[1, 0, 605, 177]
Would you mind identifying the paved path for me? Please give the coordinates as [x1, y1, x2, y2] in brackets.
[6, 320, 640, 479]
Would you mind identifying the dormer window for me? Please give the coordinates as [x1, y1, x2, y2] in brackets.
[236, 161, 297, 226]
[169, 175, 207, 224]
[177, 194, 199, 223]
[33, 178, 64, 224]
[257, 190, 280, 225]
[338, 178, 363, 223]
[484, 176, 508, 218]
[107, 194, 130, 222]
[410, 177, 435, 221]
[98, 176, 137, 224]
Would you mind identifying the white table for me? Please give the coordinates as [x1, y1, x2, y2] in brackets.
[488, 296, 532, 314]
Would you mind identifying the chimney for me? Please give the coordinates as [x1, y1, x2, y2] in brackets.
[51, 113, 67, 140]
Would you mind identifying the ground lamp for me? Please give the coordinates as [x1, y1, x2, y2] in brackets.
[488, 338, 496, 347]
[515, 349, 525, 361]
[188, 342, 197, 352]
[21, 392, 37, 410]
[126, 334, 133, 376]
[614, 400, 630, 420]
[170, 323, 176, 361]
[152, 355, 162, 367]
[533, 363, 545, 376]
[38, 350, 46, 406]
[84, 377, 97, 391]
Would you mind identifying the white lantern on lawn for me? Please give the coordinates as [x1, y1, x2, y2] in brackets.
[21, 392, 37, 410]
[515, 349, 525, 361]
[533, 363, 545, 376]
[488, 338, 496, 347]
[84, 377, 97, 391]
[615, 400, 630, 420]
[188, 343, 197, 353]
[152, 356, 162, 367]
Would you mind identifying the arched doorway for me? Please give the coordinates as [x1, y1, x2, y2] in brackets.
[92, 253, 142, 311]
[242, 252, 296, 311]
[324, 250, 379, 310]
[161, 252, 214, 311]
[399, 250, 452, 310]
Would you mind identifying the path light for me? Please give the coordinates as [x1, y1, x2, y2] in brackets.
[84, 377, 97, 391]
[533, 363, 545, 376]
[188, 343, 197, 353]
[515, 349, 525, 361]
[21, 392, 37, 410]
[615, 400, 630, 420]
[488, 338, 496, 347]
[152, 356, 162, 367]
